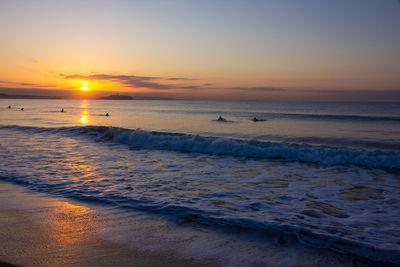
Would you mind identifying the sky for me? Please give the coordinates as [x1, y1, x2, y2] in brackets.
[0, 0, 399, 101]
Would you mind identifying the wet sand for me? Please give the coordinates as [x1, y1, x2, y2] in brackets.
[0, 182, 217, 267]
[1, 181, 397, 267]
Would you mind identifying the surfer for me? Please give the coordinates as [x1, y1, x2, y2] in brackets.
[21, 108, 24, 111]
[106, 113, 109, 117]
[61, 108, 64, 112]
[8, 105, 11, 109]
[217, 116, 226, 122]
[252, 117, 259, 122]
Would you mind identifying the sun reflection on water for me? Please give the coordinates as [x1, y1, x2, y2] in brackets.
[48, 201, 95, 246]
[80, 110, 89, 125]
[80, 100, 89, 125]
[81, 99, 88, 109]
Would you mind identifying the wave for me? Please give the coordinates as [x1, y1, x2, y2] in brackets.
[1, 172, 399, 264]
[1, 124, 400, 169]
[273, 135, 400, 151]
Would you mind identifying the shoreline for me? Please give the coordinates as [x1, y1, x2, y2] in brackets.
[1, 181, 397, 266]
[0, 181, 218, 267]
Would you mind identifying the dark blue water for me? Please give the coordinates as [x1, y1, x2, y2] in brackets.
[1, 100, 400, 263]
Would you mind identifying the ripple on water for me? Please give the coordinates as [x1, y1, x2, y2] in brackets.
[1, 127, 400, 263]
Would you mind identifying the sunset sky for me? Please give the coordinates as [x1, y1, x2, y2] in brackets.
[0, 0, 399, 101]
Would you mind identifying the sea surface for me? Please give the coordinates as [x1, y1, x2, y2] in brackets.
[1, 99, 400, 264]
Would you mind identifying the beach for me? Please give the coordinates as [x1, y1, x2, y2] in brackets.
[1, 0, 400, 265]
[2, 181, 394, 266]
[1, 99, 400, 266]
[0, 182, 219, 266]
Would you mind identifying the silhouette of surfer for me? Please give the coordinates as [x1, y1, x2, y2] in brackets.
[8, 105, 11, 109]
[21, 108, 24, 111]
[252, 117, 259, 122]
[217, 116, 226, 122]
[106, 113, 109, 117]
[61, 108, 64, 112]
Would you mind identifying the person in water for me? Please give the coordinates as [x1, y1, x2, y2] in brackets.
[217, 116, 226, 121]
[21, 108, 24, 111]
[8, 106, 11, 109]
[252, 117, 259, 122]
[106, 113, 109, 116]
[61, 108, 64, 112]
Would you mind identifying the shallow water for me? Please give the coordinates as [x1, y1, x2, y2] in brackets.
[2, 99, 400, 150]
[1, 99, 400, 263]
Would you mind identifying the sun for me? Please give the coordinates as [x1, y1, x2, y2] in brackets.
[80, 81, 89, 91]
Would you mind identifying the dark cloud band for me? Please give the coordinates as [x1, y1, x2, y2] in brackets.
[62, 73, 200, 90]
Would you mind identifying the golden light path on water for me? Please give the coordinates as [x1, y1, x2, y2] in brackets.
[80, 100, 89, 125]
[80, 111, 89, 125]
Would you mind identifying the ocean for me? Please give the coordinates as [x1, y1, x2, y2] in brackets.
[1, 99, 400, 264]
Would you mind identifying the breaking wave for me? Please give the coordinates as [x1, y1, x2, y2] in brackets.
[1, 125, 399, 169]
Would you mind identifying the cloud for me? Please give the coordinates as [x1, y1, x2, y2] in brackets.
[300, 89, 400, 94]
[231, 87, 287, 92]
[166, 77, 197, 81]
[18, 82, 55, 88]
[0, 80, 57, 88]
[0, 87, 75, 97]
[62, 73, 201, 90]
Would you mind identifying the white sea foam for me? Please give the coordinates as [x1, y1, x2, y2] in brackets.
[2, 125, 400, 169]
[1, 125, 400, 263]
[71, 126, 400, 169]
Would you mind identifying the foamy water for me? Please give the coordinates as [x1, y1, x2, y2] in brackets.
[1, 99, 400, 263]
